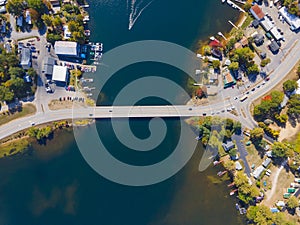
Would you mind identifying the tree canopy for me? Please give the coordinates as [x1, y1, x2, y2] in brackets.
[283, 80, 298, 93]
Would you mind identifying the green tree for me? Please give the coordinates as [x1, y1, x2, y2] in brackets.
[0, 85, 14, 102]
[287, 195, 299, 209]
[68, 20, 78, 33]
[6, 0, 25, 16]
[27, 0, 46, 12]
[9, 77, 25, 97]
[244, 2, 251, 11]
[283, 80, 298, 93]
[247, 205, 274, 225]
[260, 58, 271, 67]
[27, 68, 37, 78]
[247, 64, 260, 74]
[231, 47, 255, 65]
[233, 121, 242, 134]
[41, 14, 53, 27]
[46, 33, 62, 44]
[228, 61, 239, 71]
[250, 127, 264, 143]
[212, 60, 220, 69]
[8, 67, 24, 78]
[287, 94, 300, 117]
[272, 142, 294, 159]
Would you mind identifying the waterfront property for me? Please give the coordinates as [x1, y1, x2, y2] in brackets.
[54, 41, 80, 58]
[279, 7, 300, 31]
[52, 65, 68, 85]
[250, 4, 265, 21]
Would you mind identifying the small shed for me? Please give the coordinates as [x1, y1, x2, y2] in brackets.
[262, 158, 272, 168]
[235, 161, 243, 171]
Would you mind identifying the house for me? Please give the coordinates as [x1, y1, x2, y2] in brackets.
[262, 158, 272, 168]
[223, 68, 236, 88]
[269, 27, 282, 41]
[234, 42, 242, 49]
[43, 57, 56, 76]
[269, 40, 280, 53]
[49, 0, 60, 7]
[222, 141, 235, 152]
[260, 17, 274, 32]
[16, 16, 23, 27]
[250, 4, 265, 21]
[63, 25, 71, 39]
[252, 19, 260, 28]
[25, 10, 31, 25]
[254, 33, 264, 45]
[52, 65, 68, 84]
[0, 5, 6, 13]
[54, 41, 79, 57]
[253, 165, 265, 179]
[279, 7, 300, 31]
[235, 161, 243, 171]
[20, 47, 31, 69]
[240, 36, 248, 47]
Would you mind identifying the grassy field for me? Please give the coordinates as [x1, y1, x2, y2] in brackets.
[0, 103, 36, 126]
[0, 138, 30, 158]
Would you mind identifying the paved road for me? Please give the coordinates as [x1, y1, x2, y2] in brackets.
[232, 133, 251, 177]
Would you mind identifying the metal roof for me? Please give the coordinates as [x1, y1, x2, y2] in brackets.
[20, 48, 31, 66]
[54, 41, 78, 56]
[52, 65, 67, 82]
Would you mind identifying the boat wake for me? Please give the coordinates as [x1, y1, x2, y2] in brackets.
[127, 0, 154, 30]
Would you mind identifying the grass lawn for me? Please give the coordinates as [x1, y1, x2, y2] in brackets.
[0, 103, 36, 126]
[0, 138, 30, 158]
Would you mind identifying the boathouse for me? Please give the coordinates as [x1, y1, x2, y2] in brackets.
[54, 41, 80, 57]
[52, 65, 68, 84]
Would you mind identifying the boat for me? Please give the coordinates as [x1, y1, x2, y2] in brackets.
[235, 203, 240, 210]
[222, 0, 226, 3]
[239, 208, 246, 215]
[230, 189, 238, 196]
[217, 171, 227, 176]
[213, 160, 223, 166]
[227, 182, 235, 187]
[209, 36, 215, 41]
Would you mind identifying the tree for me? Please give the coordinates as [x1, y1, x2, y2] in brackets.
[283, 80, 298, 93]
[27, 68, 37, 78]
[8, 67, 24, 78]
[9, 77, 25, 97]
[68, 20, 77, 33]
[46, 33, 62, 44]
[247, 64, 260, 74]
[228, 61, 239, 71]
[287, 195, 299, 209]
[250, 127, 264, 143]
[0, 85, 14, 102]
[287, 94, 300, 117]
[27, 0, 46, 13]
[272, 142, 294, 159]
[233, 121, 242, 134]
[244, 2, 251, 11]
[6, 0, 25, 16]
[260, 58, 271, 67]
[212, 60, 220, 69]
[231, 47, 255, 65]
[52, 16, 62, 27]
[41, 14, 52, 27]
[247, 205, 274, 225]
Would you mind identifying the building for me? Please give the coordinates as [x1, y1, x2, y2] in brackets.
[222, 141, 235, 152]
[253, 165, 265, 179]
[254, 33, 264, 46]
[269, 40, 280, 53]
[16, 16, 23, 27]
[54, 41, 79, 57]
[250, 4, 265, 21]
[223, 68, 236, 88]
[260, 17, 274, 32]
[240, 36, 248, 47]
[25, 10, 31, 25]
[43, 57, 55, 76]
[269, 27, 282, 41]
[262, 158, 272, 168]
[52, 65, 68, 84]
[235, 161, 243, 171]
[252, 19, 260, 28]
[279, 7, 300, 31]
[20, 47, 31, 69]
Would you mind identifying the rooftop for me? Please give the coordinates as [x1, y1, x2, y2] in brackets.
[54, 41, 78, 56]
[52, 65, 68, 82]
[250, 4, 265, 20]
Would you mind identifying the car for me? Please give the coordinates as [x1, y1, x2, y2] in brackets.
[246, 91, 250, 94]
[89, 114, 93, 116]
[231, 106, 235, 110]
[202, 113, 207, 116]
[262, 81, 266, 85]
[211, 112, 215, 115]
[26, 43, 31, 46]
[221, 109, 225, 113]
[234, 96, 238, 100]
[109, 109, 112, 112]
[188, 108, 192, 111]
[251, 88, 255, 92]
[265, 77, 270, 81]
[30, 122, 35, 126]
[227, 108, 232, 112]
[257, 85, 261, 88]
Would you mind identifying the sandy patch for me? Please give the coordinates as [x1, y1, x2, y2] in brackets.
[279, 122, 300, 142]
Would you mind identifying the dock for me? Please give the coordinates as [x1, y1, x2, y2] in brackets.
[89, 42, 103, 61]
[222, 0, 245, 13]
